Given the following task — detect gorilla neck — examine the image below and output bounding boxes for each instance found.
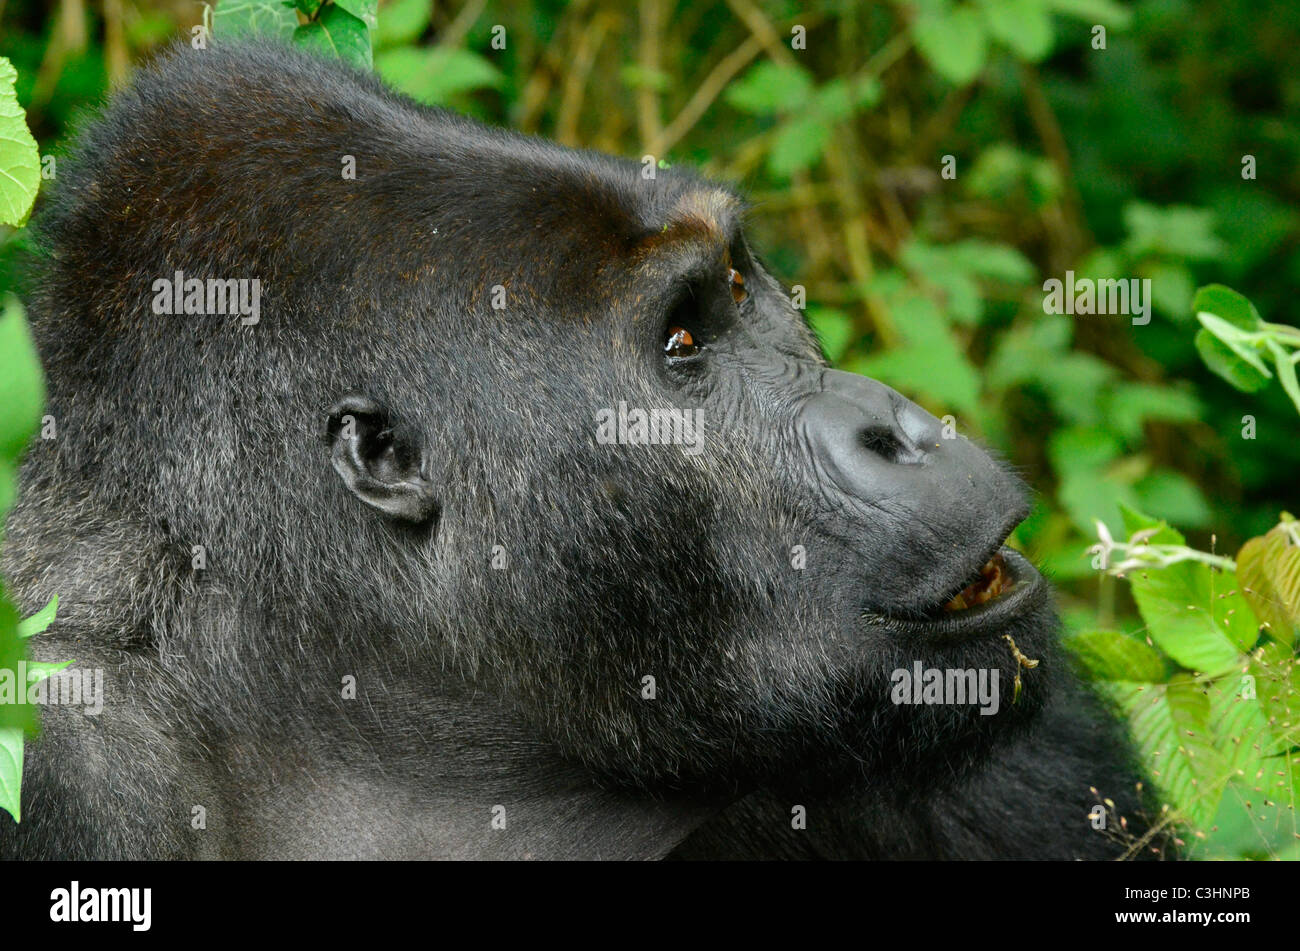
[209,670,719,859]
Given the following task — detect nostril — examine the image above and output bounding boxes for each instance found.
[858,425,907,463]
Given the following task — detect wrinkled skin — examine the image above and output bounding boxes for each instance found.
[0,41,1163,860]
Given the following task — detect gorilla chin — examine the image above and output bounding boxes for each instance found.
[849,546,1062,794]
[755,544,1060,800]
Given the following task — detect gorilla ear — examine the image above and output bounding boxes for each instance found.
[325,394,437,523]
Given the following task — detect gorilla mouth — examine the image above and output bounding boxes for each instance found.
[943,553,1010,612]
[873,545,1046,641]
[864,544,1046,640]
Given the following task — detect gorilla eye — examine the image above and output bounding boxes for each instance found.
[665,325,700,358]
[727,268,747,304]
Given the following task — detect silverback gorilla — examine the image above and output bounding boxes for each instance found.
[0,40,1165,860]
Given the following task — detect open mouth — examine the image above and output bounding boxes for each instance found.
[921,547,1045,637]
[861,524,1047,638]
[865,546,1046,640]
[943,552,1011,612]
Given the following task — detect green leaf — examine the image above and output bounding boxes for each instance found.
[1236,519,1300,646]
[376,0,431,48]
[1134,470,1211,529]
[1066,629,1167,682]
[1200,766,1299,860]
[1118,502,1174,541]
[767,115,830,179]
[1037,354,1117,425]
[0,57,41,228]
[0,295,44,462]
[912,7,989,85]
[1058,468,1139,536]
[1105,382,1200,442]
[1197,312,1272,377]
[966,144,1062,206]
[1252,639,1300,732]
[805,306,855,363]
[900,241,982,325]
[948,239,1036,284]
[723,62,814,115]
[1116,508,1253,668]
[985,312,1071,388]
[212,0,298,40]
[1210,673,1288,769]
[294,4,372,69]
[0,596,34,734]
[848,298,980,414]
[899,239,1032,326]
[1194,329,1270,393]
[332,0,377,32]
[1112,678,1223,829]
[1048,425,1123,473]
[1196,666,1299,858]
[16,596,56,639]
[1192,283,1261,331]
[376,47,503,104]
[0,608,70,819]
[976,0,1053,61]
[1122,202,1225,261]
[0,278,48,744]
[620,65,671,93]
[0,725,22,822]
[1144,262,1195,320]
[1268,340,1300,415]
[811,76,881,120]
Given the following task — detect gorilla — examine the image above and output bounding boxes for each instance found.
[0,40,1164,860]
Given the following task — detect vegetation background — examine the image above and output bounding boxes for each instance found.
[0,0,1297,858]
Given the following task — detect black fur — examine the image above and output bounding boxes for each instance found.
[0,40,1165,860]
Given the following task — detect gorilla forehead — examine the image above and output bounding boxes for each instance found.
[35,39,744,337]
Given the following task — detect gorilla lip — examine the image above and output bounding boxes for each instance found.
[943,553,1011,612]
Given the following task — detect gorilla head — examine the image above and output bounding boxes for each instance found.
[16,40,1064,849]
[406,189,1059,793]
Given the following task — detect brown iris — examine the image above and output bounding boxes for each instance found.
[727,267,747,304]
[665,325,700,358]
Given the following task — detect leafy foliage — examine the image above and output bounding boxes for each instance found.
[0,59,39,228]
[214,0,376,69]
[0,596,63,822]
[1080,505,1299,856]
[1194,284,1300,412]
[0,57,43,741]
[0,51,66,824]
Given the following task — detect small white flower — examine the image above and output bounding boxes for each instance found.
[1095,520,1114,547]
[1129,527,1160,547]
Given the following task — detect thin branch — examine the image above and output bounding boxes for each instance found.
[556,12,616,146]
[438,0,487,52]
[636,0,664,155]
[657,33,765,155]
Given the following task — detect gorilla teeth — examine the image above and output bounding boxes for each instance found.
[943,553,1009,612]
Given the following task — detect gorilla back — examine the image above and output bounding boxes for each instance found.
[0,40,1160,860]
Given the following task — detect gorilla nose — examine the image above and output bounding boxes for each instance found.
[801,370,936,476]
[797,369,1018,517]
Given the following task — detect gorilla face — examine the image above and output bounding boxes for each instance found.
[325,178,1055,795]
